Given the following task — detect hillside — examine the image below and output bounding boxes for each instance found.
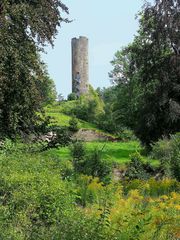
[0,103,178,239]
[43,102,158,167]
[0,139,179,239]
[45,102,98,130]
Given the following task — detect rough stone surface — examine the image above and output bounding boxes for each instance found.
[71,36,89,96]
[72,129,108,142]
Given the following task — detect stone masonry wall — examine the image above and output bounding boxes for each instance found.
[71,36,89,96]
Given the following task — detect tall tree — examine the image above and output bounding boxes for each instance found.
[110,0,180,145]
[0,1,69,136]
[144,0,180,52]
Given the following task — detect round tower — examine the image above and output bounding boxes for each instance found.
[71,36,89,96]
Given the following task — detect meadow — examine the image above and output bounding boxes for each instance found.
[55,141,159,166]
[45,103,97,129]
[0,140,179,239]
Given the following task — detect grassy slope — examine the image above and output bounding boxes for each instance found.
[44,103,158,166]
[49,141,158,167]
[45,103,97,129]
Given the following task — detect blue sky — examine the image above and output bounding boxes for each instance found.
[42,0,149,98]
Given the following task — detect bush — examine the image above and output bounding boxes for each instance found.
[116,128,137,141]
[70,142,111,183]
[68,86,104,123]
[0,138,16,154]
[70,141,86,173]
[123,178,180,197]
[170,133,180,181]
[67,93,78,101]
[0,142,179,239]
[85,148,111,183]
[68,117,79,133]
[96,111,118,134]
[125,152,155,180]
[151,133,180,180]
[72,99,98,122]
[45,126,72,149]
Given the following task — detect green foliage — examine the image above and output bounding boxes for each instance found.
[70,141,86,173]
[45,103,98,130]
[60,140,152,166]
[151,137,173,177]
[85,148,111,183]
[0,144,95,239]
[170,133,180,181]
[68,116,79,133]
[124,178,180,197]
[118,128,137,141]
[0,0,69,137]
[45,126,72,150]
[0,138,16,155]
[71,142,111,182]
[96,86,124,134]
[67,92,78,101]
[96,103,120,134]
[151,133,180,180]
[70,85,104,123]
[0,142,179,239]
[40,74,57,105]
[110,3,180,145]
[125,152,155,180]
[72,99,97,122]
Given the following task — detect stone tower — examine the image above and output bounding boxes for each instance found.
[71,36,89,96]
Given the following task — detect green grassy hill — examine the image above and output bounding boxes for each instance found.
[45,102,97,129]
[53,141,158,167]
[44,102,158,166]
[0,104,176,240]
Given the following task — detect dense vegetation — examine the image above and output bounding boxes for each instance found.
[0,0,179,239]
[0,140,179,239]
[101,0,180,145]
[0,0,68,137]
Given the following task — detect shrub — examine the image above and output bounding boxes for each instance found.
[70,141,86,173]
[170,133,180,181]
[70,142,111,183]
[0,138,16,154]
[72,99,98,122]
[125,152,154,180]
[0,142,179,239]
[151,133,180,180]
[67,93,78,101]
[68,117,79,133]
[85,148,111,183]
[96,111,118,134]
[123,178,180,197]
[118,128,137,141]
[45,126,72,149]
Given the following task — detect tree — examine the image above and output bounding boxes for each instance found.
[40,71,57,106]
[144,0,180,53]
[95,86,123,134]
[0,1,69,137]
[110,1,180,145]
[67,93,77,101]
[71,85,104,123]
